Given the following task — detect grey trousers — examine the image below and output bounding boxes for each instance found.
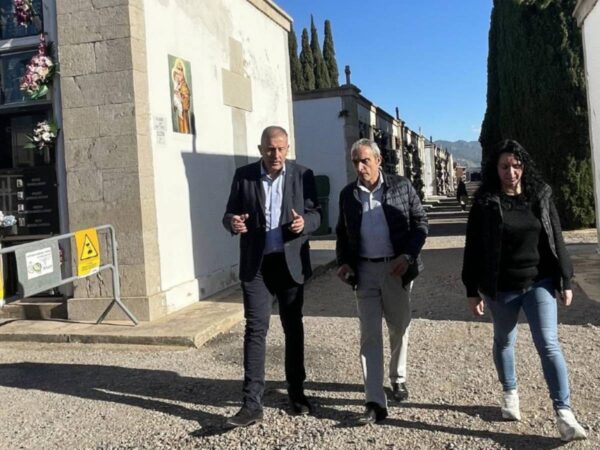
[356,260,412,408]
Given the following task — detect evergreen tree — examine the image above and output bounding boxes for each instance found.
[479,0,593,228]
[310,15,331,89]
[288,25,305,93]
[323,20,339,87]
[299,28,315,90]
[300,28,315,91]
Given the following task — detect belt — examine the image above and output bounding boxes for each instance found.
[359,255,396,263]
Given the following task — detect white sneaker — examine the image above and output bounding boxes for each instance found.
[556,409,587,442]
[501,389,521,421]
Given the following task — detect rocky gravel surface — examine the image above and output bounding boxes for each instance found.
[0,225,598,449]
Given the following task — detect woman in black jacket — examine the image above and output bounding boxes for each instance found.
[462,139,586,442]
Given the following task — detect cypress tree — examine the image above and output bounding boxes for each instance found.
[288,25,305,93]
[479,4,501,160]
[310,15,331,89]
[299,28,315,90]
[323,20,339,87]
[479,0,593,228]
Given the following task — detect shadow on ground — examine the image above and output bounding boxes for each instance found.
[0,362,567,448]
[426,220,467,237]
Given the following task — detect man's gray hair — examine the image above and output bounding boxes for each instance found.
[350,138,381,159]
[261,126,288,146]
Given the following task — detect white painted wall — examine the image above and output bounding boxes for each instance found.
[422,146,435,198]
[143,0,292,311]
[580,2,600,247]
[293,97,346,229]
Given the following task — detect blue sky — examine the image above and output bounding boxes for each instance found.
[277,0,493,142]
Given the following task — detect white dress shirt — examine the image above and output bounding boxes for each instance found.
[261,162,285,254]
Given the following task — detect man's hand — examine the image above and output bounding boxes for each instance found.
[557,289,573,306]
[289,209,305,234]
[337,264,355,285]
[390,255,410,277]
[231,213,249,234]
[468,297,485,316]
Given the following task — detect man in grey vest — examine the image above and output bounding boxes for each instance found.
[336,138,428,425]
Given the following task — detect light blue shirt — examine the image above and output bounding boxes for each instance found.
[261,162,286,254]
[357,172,395,258]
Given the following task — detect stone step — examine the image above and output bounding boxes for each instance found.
[428,211,469,219]
[425,195,449,202]
[0,298,67,320]
[428,205,465,212]
[428,205,463,212]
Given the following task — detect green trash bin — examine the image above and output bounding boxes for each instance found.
[314,175,331,235]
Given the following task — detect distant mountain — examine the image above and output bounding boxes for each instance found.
[434,140,482,168]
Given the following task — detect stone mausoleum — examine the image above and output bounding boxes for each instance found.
[0,0,294,321]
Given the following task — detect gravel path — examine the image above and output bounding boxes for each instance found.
[0,223,598,449]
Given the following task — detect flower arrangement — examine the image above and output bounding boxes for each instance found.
[0,211,16,228]
[13,0,34,27]
[25,120,59,152]
[20,34,55,100]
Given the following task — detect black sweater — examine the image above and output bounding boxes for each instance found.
[462,184,573,299]
[498,193,554,290]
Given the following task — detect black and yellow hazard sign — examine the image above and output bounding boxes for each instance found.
[75,228,100,276]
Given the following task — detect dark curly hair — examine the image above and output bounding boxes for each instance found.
[475,139,546,201]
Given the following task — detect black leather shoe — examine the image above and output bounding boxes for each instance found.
[391,382,409,402]
[224,406,263,429]
[288,392,313,415]
[357,402,388,425]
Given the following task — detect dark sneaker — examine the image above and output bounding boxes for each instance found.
[357,402,388,425]
[391,382,409,402]
[224,406,263,429]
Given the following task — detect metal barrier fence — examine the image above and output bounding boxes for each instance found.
[0,225,138,325]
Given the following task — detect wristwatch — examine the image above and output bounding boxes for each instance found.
[400,254,415,265]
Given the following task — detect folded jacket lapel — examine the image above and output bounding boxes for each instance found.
[253,161,266,220]
[281,163,294,224]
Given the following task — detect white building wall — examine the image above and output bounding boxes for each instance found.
[422,146,435,198]
[143,0,292,311]
[294,97,346,228]
[580,1,600,247]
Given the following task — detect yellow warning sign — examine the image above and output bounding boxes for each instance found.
[75,228,100,277]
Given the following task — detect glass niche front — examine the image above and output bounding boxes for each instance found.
[0,0,44,40]
[0,110,59,237]
[0,50,41,105]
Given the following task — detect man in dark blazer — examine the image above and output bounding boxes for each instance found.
[222,126,321,428]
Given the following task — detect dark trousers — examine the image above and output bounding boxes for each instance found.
[241,252,306,411]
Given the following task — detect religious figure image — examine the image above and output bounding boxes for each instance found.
[168,56,193,134]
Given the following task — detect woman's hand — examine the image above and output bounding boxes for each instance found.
[557,289,573,306]
[468,297,485,316]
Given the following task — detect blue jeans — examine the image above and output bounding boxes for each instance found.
[483,278,571,410]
